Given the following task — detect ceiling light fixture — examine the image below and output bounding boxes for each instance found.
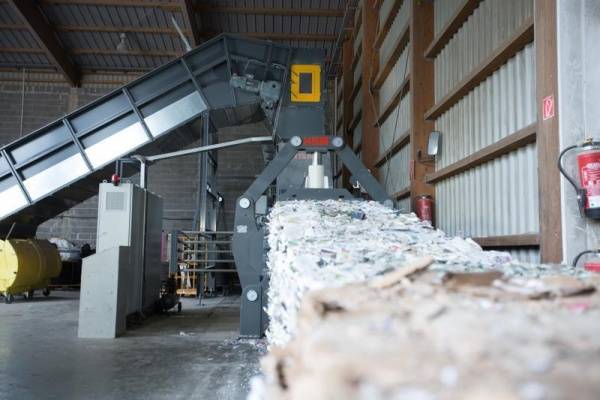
[116,33,129,52]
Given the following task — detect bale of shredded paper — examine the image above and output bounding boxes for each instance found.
[48,237,81,262]
[248,200,599,400]
[265,200,570,347]
[256,265,600,400]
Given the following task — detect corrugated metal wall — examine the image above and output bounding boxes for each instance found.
[379,1,410,67]
[353,90,363,125]
[435,45,536,168]
[380,144,410,195]
[353,22,364,55]
[397,196,411,213]
[350,2,364,151]
[431,0,539,263]
[434,0,533,103]
[436,143,539,237]
[353,122,362,150]
[433,0,463,34]
[379,85,409,155]
[376,0,411,207]
[336,0,541,262]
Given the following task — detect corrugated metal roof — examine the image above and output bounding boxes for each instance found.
[0,52,50,69]
[0,1,49,68]
[0,29,42,50]
[40,1,187,71]
[41,2,190,32]
[0,0,345,76]
[0,2,24,24]
[199,0,344,56]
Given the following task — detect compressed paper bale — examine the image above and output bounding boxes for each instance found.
[257,270,600,400]
[252,199,600,399]
[265,200,551,347]
[369,256,434,289]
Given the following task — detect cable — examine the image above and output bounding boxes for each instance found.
[363,2,410,193]
[558,143,592,214]
[19,68,26,138]
[383,47,410,190]
[557,145,579,191]
[365,36,410,190]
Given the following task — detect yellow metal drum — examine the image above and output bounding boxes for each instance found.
[0,239,61,299]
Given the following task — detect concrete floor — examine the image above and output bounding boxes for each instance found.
[0,291,263,400]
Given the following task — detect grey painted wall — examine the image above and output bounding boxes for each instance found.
[557,0,600,264]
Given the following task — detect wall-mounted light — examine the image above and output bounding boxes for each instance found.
[427,131,442,158]
[417,131,441,163]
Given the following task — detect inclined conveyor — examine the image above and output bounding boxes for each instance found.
[0,34,318,236]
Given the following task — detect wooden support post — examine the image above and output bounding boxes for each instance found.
[535,0,562,263]
[342,39,354,189]
[360,1,380,175]
[409,0,435,214]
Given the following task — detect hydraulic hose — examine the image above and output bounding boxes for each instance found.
[572,249,599,268]
[557,145,580,191]
[558,144,588,214]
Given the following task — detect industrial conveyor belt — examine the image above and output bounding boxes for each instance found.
[0,35,300,236]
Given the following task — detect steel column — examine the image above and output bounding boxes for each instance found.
[196,112,210,232]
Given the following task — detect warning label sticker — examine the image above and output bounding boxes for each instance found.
[543,95,555,120]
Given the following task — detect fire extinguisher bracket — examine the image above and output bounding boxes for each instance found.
[573,248,600,271]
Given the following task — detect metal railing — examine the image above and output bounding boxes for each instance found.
[170,230,237,297]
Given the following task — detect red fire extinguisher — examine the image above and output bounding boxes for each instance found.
[558,138,600,219]
[415,195,434,223]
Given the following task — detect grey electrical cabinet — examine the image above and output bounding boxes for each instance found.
[78,182,163,338]
[78,246,130,339]
[96,182,163,314]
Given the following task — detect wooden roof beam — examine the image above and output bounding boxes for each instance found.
[202,31,337,42]
[7,0,80,86]
[196,5,344,17]
[1,23,335,43]
[39,0,181,10]
[0,47,181,57]
[0,23,192,36]
[267,32,336,41]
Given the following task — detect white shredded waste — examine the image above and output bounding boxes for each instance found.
[264,200,568,347]
[48,237,81,262]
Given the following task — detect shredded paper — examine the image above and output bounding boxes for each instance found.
[264,200,559,346]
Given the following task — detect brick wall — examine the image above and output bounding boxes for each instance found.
[0,82,70,144]
[0,71,265,248]
[216,123,269,230]
[0,73,134,246]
